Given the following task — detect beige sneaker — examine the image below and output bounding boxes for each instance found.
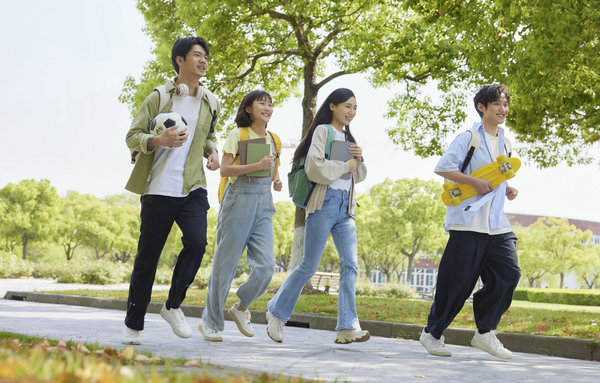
[121,326,141,345]
[419,328,451,356]
[198,318,222,342]
[266,309,285,343]
[471,330,512,359]
[228,302,254,337]
[335,329,370,344]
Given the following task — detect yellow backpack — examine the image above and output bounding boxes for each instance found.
[217,127,281,203]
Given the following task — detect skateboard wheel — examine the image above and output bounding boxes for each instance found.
[497,154,506,164]
[443,182,453,191]
[505,169,515,179]
[451,197,460,206]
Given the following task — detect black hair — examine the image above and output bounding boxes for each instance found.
[234,90,273,127]
[293,88,357,163]
[171,36,210,74]
[473,84,510,117]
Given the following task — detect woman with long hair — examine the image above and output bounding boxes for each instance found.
[266,88,369,344]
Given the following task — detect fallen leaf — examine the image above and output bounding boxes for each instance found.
[184,360,202,367]
[76,343,90,353]
[415,375,425,379]
[121,346,136,360]
[56,339,68,349]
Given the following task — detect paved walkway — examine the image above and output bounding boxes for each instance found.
[0,299,597,382]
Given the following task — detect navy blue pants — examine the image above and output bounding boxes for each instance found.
[426,230,520,339]
[125,188,209,331]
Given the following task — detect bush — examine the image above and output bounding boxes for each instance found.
[31,259,129,285]
[233,272,248,287]
[268,271,289,290]
[513,287,600,306]
[355,280,415,299]
[0,253,33,278]
[154,267,172,285]
[192,267,211,290]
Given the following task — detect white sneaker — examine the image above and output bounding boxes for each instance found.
[121,326,141,345]
[160,304,192,338]
[419,328,451,356]
[228,302,254,337]
[335,329,371,344]
[471,330,513,359]
[198,318,223,342]
[266,309,285,343]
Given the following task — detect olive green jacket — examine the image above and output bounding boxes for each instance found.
[125,81,219,195]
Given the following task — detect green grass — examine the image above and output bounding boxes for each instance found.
[0,331,318,382]
[46,289,600,341]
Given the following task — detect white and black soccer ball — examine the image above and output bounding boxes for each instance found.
[150,112,188,136]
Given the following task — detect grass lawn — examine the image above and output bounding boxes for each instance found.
[0,331,314,382]
[46,289,600,341]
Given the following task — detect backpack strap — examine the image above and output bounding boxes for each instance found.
[217,128,250,203]
[324,124,335,159]
[153,85,172,114]
[460,126,481,173]
[202,87,219,133]
[267,130,281,180]
[504,136,512,157]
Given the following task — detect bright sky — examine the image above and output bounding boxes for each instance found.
[1,0,599,223]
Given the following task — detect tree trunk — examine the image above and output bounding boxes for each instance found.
[21,233,28,260]
[405,253,416,287]
[290,61,318,270]
[559,272,565,288]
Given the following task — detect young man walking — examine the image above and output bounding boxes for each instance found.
[420,84,521,359]
[122,36,220,344]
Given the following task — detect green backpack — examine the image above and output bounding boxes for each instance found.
[288,124,335,208]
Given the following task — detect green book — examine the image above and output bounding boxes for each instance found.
[246,142,271,177]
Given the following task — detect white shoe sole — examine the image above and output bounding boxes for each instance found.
[471,341,512,359]
[198,321,223,342]
[228,309,254,337]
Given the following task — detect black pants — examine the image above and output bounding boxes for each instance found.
[426,230,520,339]
[125,188,209,331]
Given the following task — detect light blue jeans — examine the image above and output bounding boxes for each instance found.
[267,188,360,330]
[203,176,276,331]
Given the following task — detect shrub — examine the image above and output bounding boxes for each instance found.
[0,253,33,278]
[192,267,211,290]
[355,280,415,299]
[154,267,172,285]
[513,287,600,306]
[233,272,248,288]
[268,271,289,290]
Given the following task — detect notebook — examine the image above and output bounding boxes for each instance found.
[331,140,354,180]
[246,142,271,177]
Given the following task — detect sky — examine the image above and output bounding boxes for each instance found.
[1,0,599,223]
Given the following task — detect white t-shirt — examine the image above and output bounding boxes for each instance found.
[145,94,202,197]
[328,128,352,191]
[449,132,511,235]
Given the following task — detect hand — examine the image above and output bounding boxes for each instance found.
[159,125,188,147]
[348,144,363,162]
[273,177,282,191]
[256,155,275,170]
[206,149,220,171]
[346,158,357,173]
[471,177,493,195]
[506,186,518,200]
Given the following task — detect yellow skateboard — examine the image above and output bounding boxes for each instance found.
[441,155,521,206]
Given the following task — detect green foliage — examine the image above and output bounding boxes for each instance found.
[514,288,600,307]
[355,280,415,299]
[30,260,129,285]
[385,0,600,167]
[0,252,34,278]
[362,178,447,283]
[192,267,212,290]
[273,202,294,271]
[0,179,61,260]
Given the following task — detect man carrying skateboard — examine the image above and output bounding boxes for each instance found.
[420,84,521,359]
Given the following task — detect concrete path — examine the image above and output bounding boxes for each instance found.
[0,299,597,382]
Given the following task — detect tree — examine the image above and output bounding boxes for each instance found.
[272,202,294,271]
[122,0,465,269]
[513,224,548,287]
[367,178,446,284]
[355,194,379,278]
[0,179,60,259]
[576,245,600,289]
[385,0,600,167]
[529,217,591,288]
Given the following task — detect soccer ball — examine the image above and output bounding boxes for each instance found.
[150,112,188,136]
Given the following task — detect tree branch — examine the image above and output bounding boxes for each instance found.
[315,70,347,91]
